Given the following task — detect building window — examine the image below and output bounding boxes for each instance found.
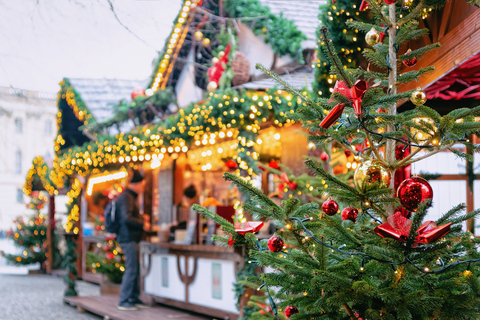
[44,120,52,136]
[16,189,24,204]
[15,150,21,174]
[15,118,22,134]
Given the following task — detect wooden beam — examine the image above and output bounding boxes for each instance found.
[401,9,480,93]
[438,0,454,41]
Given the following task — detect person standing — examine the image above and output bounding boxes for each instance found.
[116,169,148,311]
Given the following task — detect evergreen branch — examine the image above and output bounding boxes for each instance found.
[223,172,284,216]
[319,27,353,87]
[435,203,466,225]
[304,159,360,195]
[255,64,311,105]
[402,142,455,167]
[397,1,425,27]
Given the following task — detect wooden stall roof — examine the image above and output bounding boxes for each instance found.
[401,1,480,93]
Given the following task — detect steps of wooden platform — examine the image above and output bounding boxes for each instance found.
[63,295,210,320]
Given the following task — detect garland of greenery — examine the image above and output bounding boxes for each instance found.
[55,78,96,155]
[82,87,177,135]
[55,88,306,176]
[23,156,57,196]
[224,0,307,61]
[63,234,78,296]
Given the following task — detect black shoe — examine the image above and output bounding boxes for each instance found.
[117,302,138,311]
[130,300,150,309]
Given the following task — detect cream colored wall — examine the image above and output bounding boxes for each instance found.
[0,87,56,230]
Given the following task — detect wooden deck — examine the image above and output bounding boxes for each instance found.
[63,295,211,320]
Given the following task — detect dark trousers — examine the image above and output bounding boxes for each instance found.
[118,241,140,305]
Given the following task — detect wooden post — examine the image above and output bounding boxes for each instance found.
[46,194,55,274]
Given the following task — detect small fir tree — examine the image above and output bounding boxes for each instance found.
[197,1,480,319]
[2,192,49,269]
[86,235,125,284]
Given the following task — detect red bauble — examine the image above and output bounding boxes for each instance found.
[268,160,280,169]
[341,207,358,222]
[397,176,433,212]
[131,88,145,100]
[228,236,236,247]
[267,236,284,252]
[402,49,417,67]
[106,252,115,259]
[344,150,352,157]
[384,0,397,4]
[320,152,329,162]
[225,159,237,169]
[322,199,339,216]
[285,306,299,318]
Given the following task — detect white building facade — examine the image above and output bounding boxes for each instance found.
[0,86,57,230]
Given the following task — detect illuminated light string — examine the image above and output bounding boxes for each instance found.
[57,89,299,175]
[86,171,127,196]
[290,217,480,275]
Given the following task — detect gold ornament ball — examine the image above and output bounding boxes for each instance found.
[365,27,381,47]
[194,31,203,41]
[212,57,219,64]
[207,81,218,92]
[218,51,225,57]
[354,160,391,193]
[410,87,427,106]
[202,38,210,46]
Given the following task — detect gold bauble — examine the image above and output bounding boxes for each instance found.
[202,38,210,46]
[207,81,217,92]
[365,27,381,47]
[410,87,427,106]
[354,160,391,193]
[218,51,225,57]
[194,31,203,41]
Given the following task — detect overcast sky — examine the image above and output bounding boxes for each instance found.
[0,0,182,93]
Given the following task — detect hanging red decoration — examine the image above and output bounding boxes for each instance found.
[379,23,386,43]
[225,159,237,169]
[320,152,329,161]
[267,235,284,252]
[359,0,369,11]
[207,43,231,90]
[131,88,145,100]
[374,211,451,244]
[285,306,299,318]
[268,160,280,169]
[402,49,417,67]
[322,199,339,216]
[341,207,358,222]
[397,176,433,212]
[234,221,264,236]
[228,236,236,247]
[384,0,397,4]
[280,172,298,190]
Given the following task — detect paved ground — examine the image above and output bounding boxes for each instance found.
[0,274,102,320]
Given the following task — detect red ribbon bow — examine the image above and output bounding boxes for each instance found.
[374,211,451,244]
[235,221,264,236]
[359,0,369,11]
[351,79,367,116]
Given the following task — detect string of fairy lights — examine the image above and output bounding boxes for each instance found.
[23,156,58,196]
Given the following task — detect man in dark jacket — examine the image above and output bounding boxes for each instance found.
[116,169,148,311]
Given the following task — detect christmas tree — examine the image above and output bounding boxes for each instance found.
[196,1,480,319]
[2,192,49,269]
[86,235,125,284]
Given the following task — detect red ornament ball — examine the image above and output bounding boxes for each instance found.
[285,306,299,318]
[384,0,397,4]
[320,152,329,162]
[402,49,417,67]
[397,176,433,212]
[341,207,358,222]
[267,236,284,252]
[322,199,339,216]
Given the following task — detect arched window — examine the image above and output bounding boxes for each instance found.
[14,118,22,134]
